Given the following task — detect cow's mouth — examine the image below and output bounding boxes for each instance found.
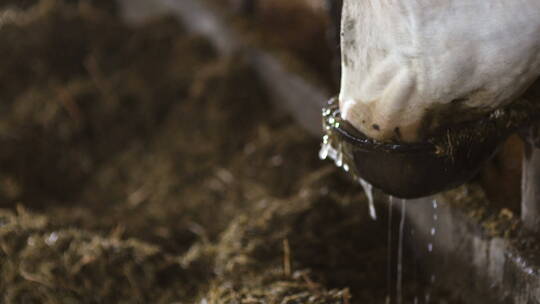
[321,97,540,199]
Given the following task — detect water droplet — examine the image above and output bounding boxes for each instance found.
[397,199,406,304]
[327,143,338,160]
[322,108,331,116]
[334,147,343,167]
[319,143,329,160]
[329,117,336,125]
[387,196,394,304]
[426,198,438,297]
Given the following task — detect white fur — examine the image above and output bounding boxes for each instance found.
[339,0,540,141]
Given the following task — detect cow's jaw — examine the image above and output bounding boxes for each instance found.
[339,0,540,142]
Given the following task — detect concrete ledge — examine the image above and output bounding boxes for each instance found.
[405,187,540,303]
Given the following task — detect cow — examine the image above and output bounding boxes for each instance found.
[331,0,540,231]
[338,0,540,142]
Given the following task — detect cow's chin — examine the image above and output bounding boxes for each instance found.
[322,97,539,199]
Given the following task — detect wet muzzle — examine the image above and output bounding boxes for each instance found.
[320,97,540,199]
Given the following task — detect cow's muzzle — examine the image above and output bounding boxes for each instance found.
[321,97,540,199]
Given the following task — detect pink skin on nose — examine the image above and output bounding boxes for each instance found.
[339,0,540,142]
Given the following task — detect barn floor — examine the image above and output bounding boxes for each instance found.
[0,1,461,303]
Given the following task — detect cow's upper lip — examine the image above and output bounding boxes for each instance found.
[321,97,539,199]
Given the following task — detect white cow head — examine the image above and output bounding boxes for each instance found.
[339,0,540,142]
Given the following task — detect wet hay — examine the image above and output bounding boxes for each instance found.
[0,1,457,303]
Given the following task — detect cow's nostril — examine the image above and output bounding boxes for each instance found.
[321,97,540,199]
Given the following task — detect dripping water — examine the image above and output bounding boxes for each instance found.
[429,200,438,255]
[431,200,438,278]
[318,136,333,160]
[425,198,438,303]
[319,135,342,168]
[319,137,377,220]
[359,178,377,220]
[386,196,394,304]
[396,199,406,304]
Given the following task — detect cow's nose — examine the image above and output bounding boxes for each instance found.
[321,97,540,198]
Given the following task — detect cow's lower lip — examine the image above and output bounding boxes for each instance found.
[321,98,537,199]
